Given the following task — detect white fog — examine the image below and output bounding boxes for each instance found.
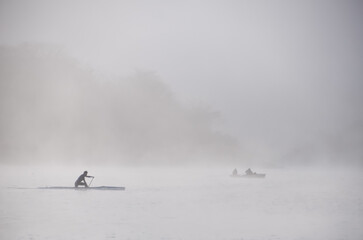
[0,0,362,239]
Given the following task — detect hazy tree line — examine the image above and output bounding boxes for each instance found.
[0,45,239,165]
[1,44,362,167]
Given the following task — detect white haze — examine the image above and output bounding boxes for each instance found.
[0,1,363,239]
[0,0,362,166]
[0,45,240,165]
[1,166,363,240]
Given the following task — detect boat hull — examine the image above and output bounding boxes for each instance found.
[38,186,125,190]
[231,174,266,178]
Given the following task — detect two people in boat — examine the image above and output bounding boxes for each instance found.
[232,168,256,176]
[75,171,94,188]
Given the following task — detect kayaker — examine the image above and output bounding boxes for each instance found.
[75,171,94,187]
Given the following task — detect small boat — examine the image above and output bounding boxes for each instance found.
[230,173,266,178]
[38,186,126,191]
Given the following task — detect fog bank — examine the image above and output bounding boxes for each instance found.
[1,1,363,167]
[0,45,239,165]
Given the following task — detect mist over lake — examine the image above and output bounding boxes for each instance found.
[0,45,239,165]
[1,166,362,240]
[1,1,363,239]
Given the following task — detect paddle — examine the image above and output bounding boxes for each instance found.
[89,177,95,187]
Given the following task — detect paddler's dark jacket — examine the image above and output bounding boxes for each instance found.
[75,173,87,185]
[75,172,93,186]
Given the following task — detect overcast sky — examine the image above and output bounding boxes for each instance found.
[1,0,362,165]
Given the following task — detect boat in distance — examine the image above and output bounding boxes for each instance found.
[38,186,125,190]
[230,173,266,178]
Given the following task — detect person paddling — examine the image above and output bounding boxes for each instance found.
[245,168,255,175]
[75,171,94,188]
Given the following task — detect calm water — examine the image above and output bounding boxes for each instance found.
[1,166,362,240]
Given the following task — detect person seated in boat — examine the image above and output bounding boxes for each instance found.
[232,168,238,175]
[75,171,94,188]
[245,168,255,175]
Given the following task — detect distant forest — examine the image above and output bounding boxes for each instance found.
[0,45,239,165]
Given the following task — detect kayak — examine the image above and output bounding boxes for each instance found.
[230,173,266,178]
[38,186,125,190]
